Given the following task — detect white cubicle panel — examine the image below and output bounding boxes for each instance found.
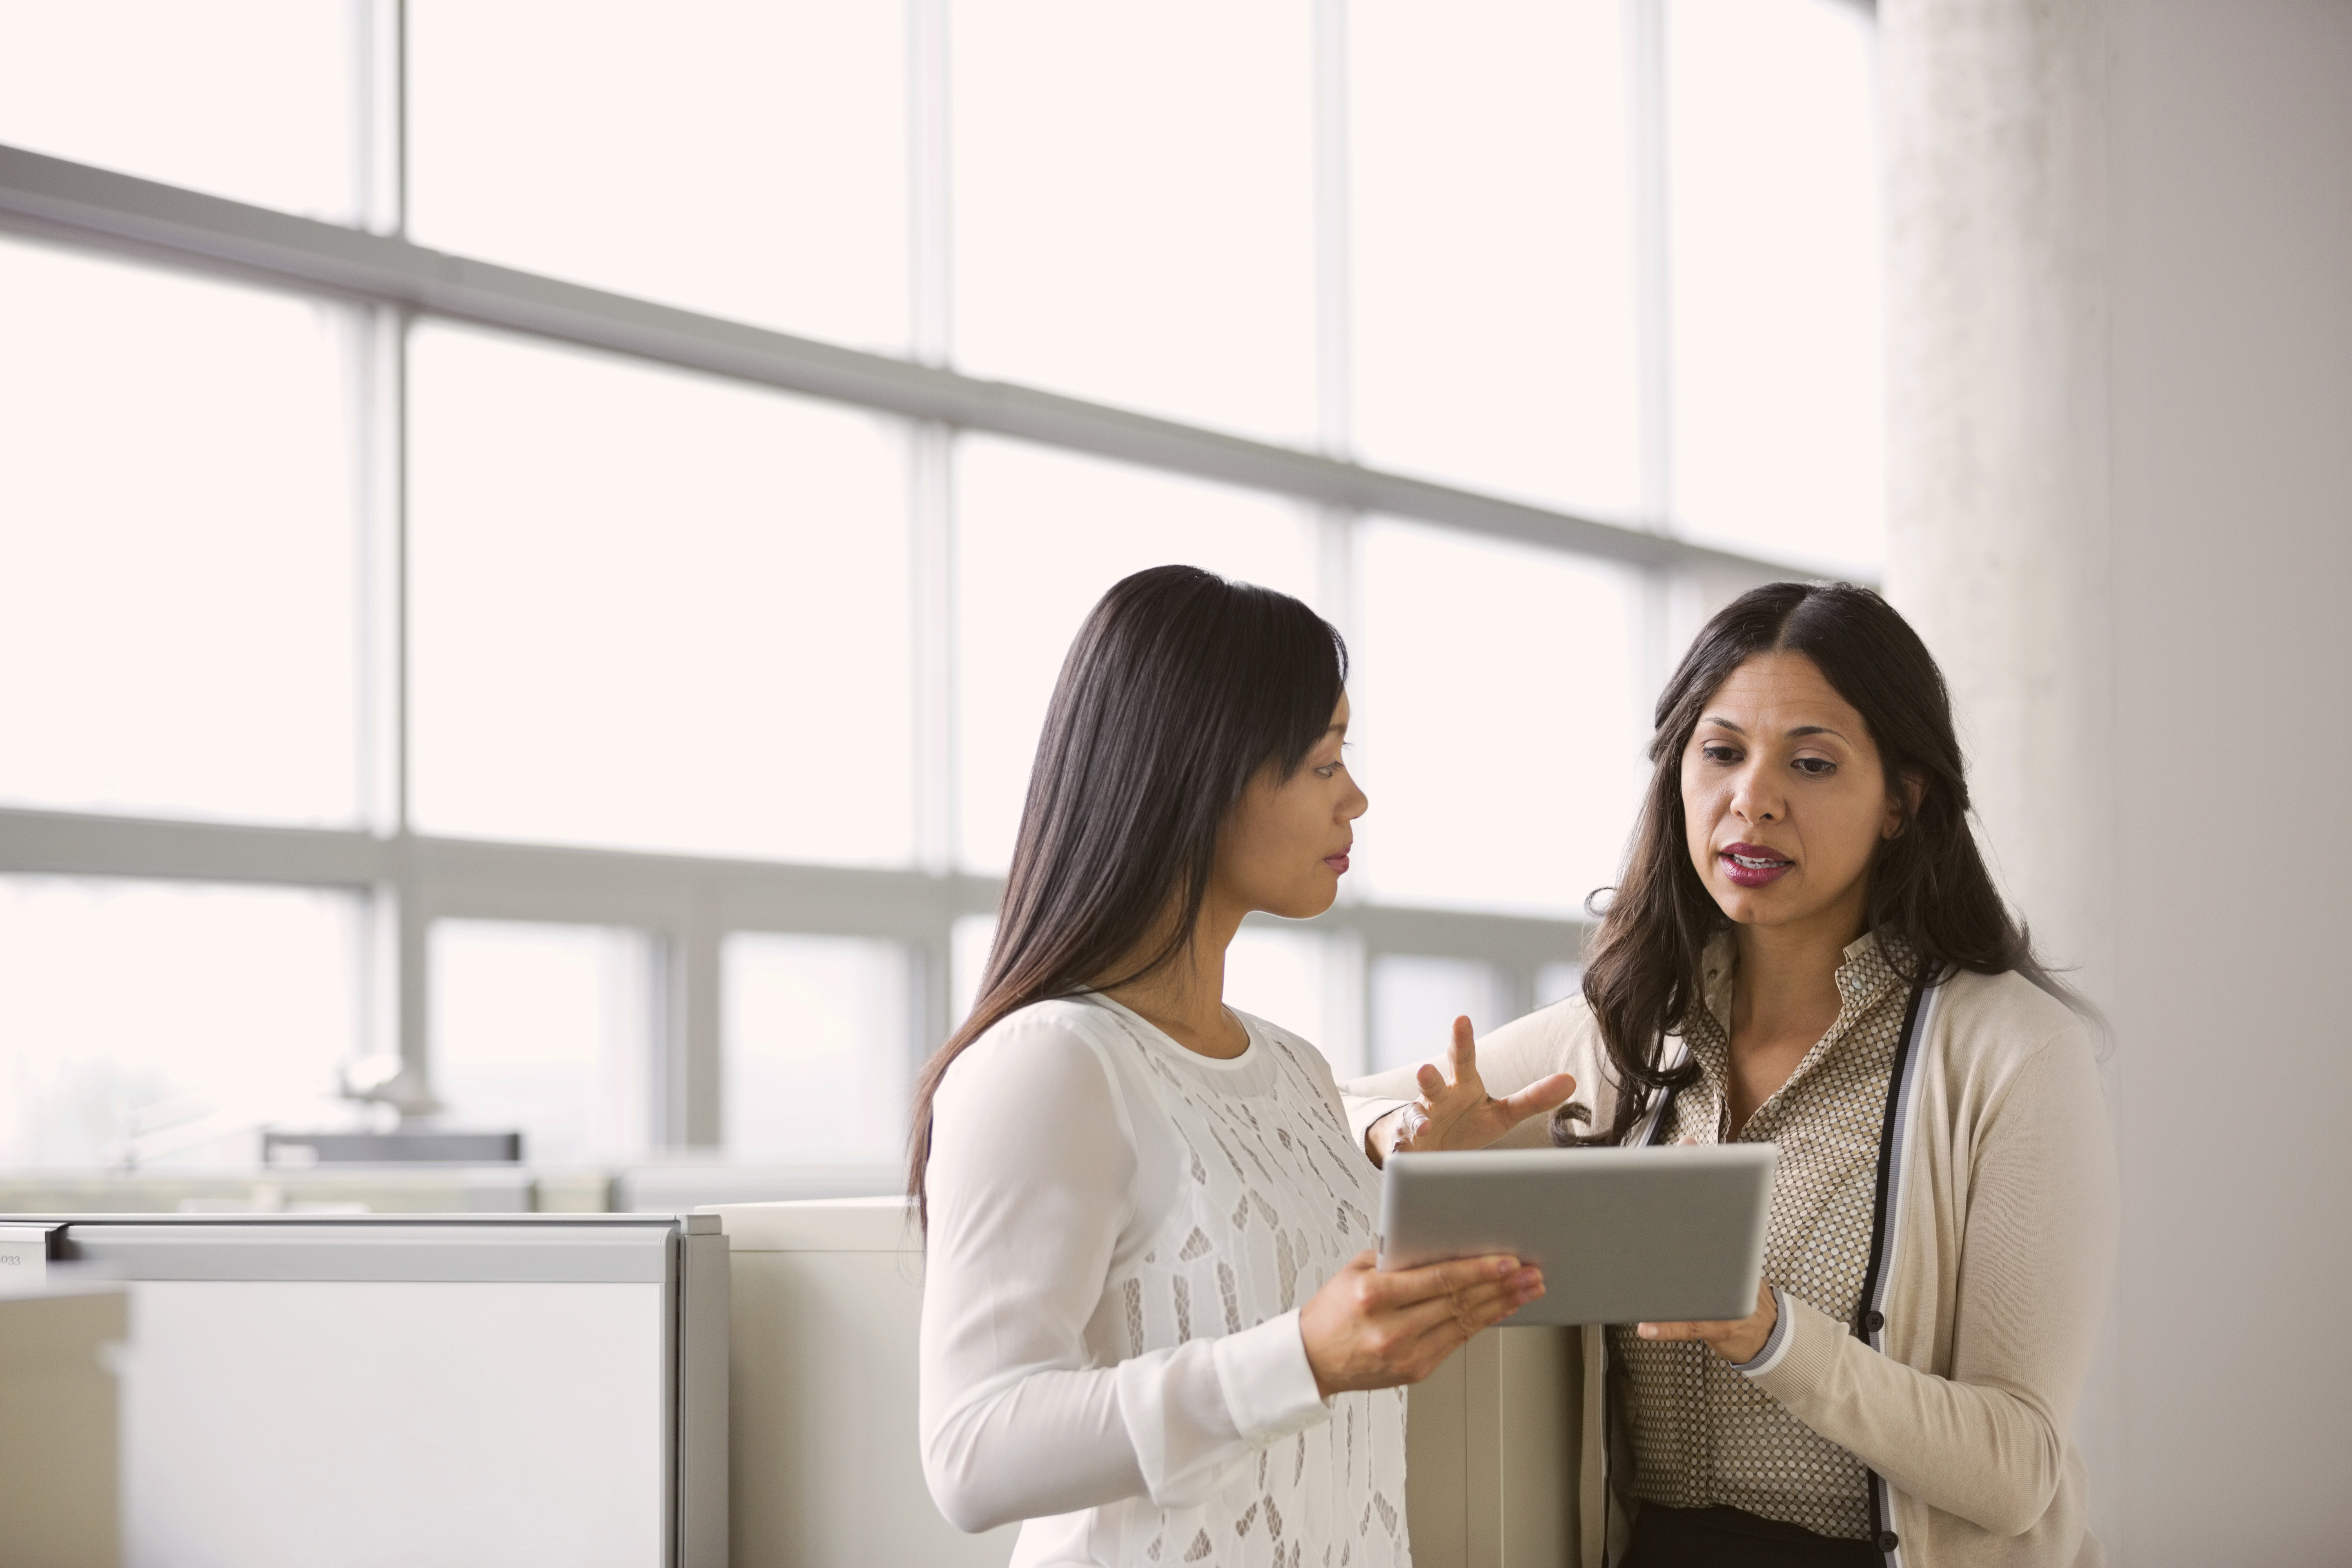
[715,1197,1581,1568]
[21,1214,726,1568]
[710,1197,1018,1568]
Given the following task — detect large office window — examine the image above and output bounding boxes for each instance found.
[0,240,363,827]
[0,2,1881,1169]
[724,933,913,1164]
[407,323,915,865]
[1350,0,1641,514]
[953,0,1321,441]
[955,437,1322,873]
[1369,956,1517,1075]
[407,0,910,351]
[1668,0,1882,571]
[0,2,365,223]
[0,878,361,1167]
[430,920,658,1166]
[1350,519,1648,918]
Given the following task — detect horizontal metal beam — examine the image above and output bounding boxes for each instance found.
[0,808,993,937]
[403,833,1002,941]
[1306,903,1593,969]
[0,807,388,886]
[0,144,1809,582]
[0,806,1592,958]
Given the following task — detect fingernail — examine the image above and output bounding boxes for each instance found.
[1637,1323,1657,1339]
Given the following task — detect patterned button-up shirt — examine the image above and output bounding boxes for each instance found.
[1610,928,1915,1541]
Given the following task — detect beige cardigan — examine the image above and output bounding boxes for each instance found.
[1343,960,2118,1568]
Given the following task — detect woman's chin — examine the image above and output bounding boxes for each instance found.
[1263,879,1341,923]
[1709,878,1797,925]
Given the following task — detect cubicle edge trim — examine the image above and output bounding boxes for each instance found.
[16,1214,711,1284]
[672,1229,731,1568]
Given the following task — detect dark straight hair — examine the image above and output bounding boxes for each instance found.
[1559,581,2089,1147]
[906,565,1349,1230]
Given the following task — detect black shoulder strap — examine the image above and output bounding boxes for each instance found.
[1853,978,1930,1343]
[1633,1039,1691,1148]
[1854,977,1933,1566]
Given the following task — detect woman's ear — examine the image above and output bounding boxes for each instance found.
[1882,768,1928,840]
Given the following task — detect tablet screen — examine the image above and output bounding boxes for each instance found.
[1376,1144,1776,1325]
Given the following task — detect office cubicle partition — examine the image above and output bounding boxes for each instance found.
[12,1212,726,1568]
[710,1196,1581,1568]
[0,1281,125,1566]
[711,1196,1018,1568]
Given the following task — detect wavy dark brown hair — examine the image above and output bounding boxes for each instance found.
[906,565,1348,1230]
[1557,581,2088,1146]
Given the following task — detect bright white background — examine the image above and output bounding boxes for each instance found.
[430,921,655,1165]
[407,0,909,352]
[0,0,359,222]
[1350,0,1641,515]
[953,0,1321,441]
[407,323,915,866]
[724,933,911,1163]
[0,240,360,827]
[954,437,1321,873]
[0,878,359,1167]
[1668,0,1883,572]
[0,0,1883,1165]
[1349,519,1649,917]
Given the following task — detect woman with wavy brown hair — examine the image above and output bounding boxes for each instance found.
[1345,582,2117,1568]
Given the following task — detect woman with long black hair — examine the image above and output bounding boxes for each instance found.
[912,565,1562,1568]
[1348,583,2117,1568]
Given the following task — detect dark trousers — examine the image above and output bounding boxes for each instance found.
[1622,1503,1884,1568]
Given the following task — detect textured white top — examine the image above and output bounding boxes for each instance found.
[920,993,1410,1568]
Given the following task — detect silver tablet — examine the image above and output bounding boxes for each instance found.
[1376,1144,1777,1326]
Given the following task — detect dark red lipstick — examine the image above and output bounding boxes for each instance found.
[1719,842,1794,888]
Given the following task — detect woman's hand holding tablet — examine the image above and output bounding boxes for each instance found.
[1636,1275,1779,1363]
[1298,1249,1547,1397]
[1633,1135,1779,1361]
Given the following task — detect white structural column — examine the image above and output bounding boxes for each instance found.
[1883,3,2352,1562]
[1878,0,2124,1552]
[1879,0,2114,991]
[2100,2,2352,1560]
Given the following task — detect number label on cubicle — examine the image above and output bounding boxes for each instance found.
[0,1226,51,1285]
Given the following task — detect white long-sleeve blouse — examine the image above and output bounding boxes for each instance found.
[918,994,1412,1568]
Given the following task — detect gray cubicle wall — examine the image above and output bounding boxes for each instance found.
[13,1212,726,1568]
